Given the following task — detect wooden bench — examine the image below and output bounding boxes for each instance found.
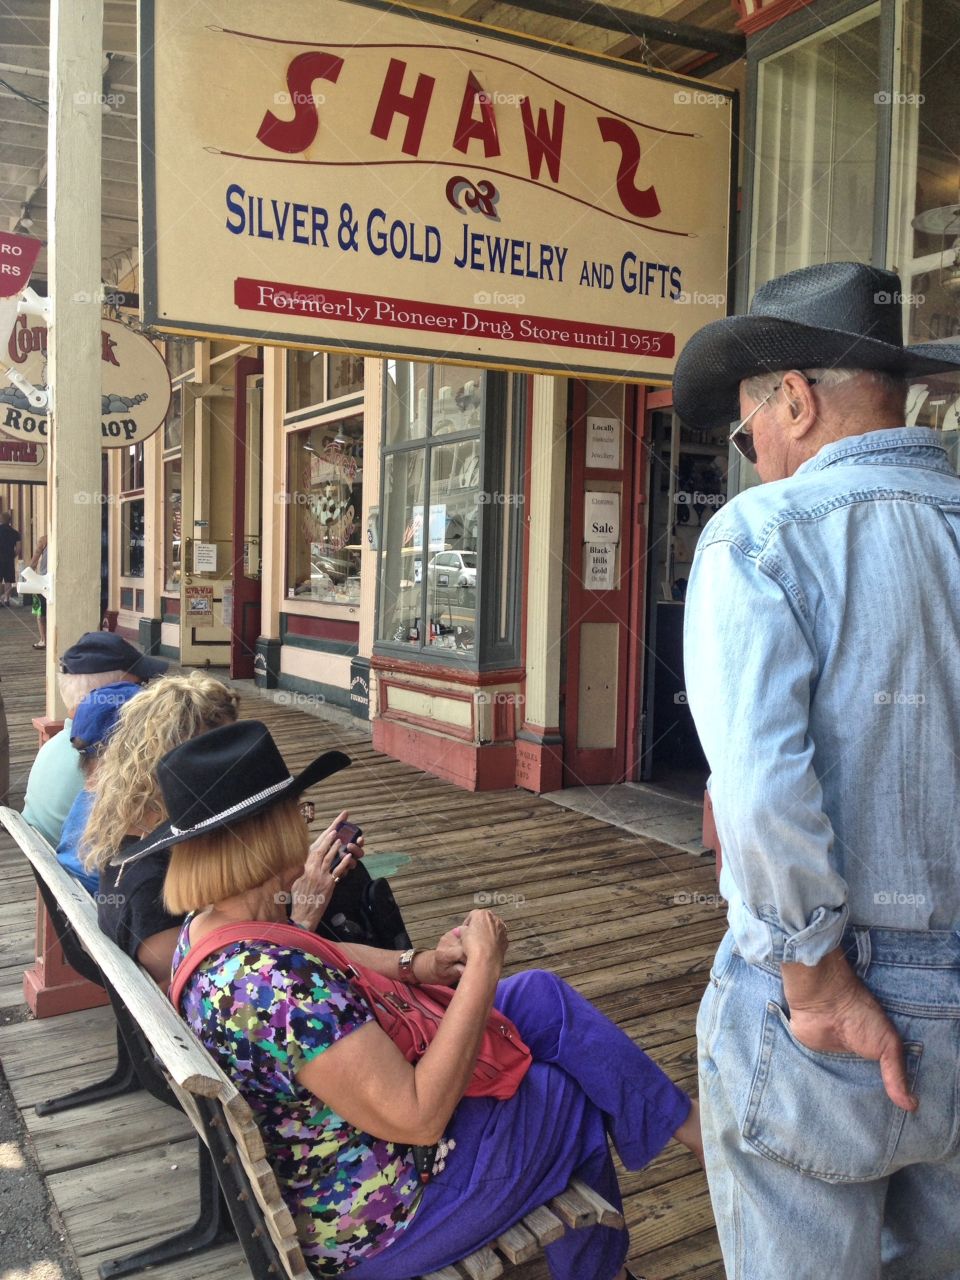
[2,807,626,1280]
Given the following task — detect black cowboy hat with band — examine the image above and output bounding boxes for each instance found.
[111,720,351,867]
[673,262,960,429]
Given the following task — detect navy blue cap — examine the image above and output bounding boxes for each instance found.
[70,681,144,753]
[59,632,168,680]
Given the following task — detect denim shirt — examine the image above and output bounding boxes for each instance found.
[684,428,960,967]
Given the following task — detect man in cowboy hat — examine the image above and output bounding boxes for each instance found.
[676,261,960,1279]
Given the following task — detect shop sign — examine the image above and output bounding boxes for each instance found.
[185,584,215,627]
[0,232,42,298]
[584,491,620,543]
[0,317,172,447]
[0,437,46,483]
[141,0,734,381]
[584,543,617,590]
[586,417,621,469]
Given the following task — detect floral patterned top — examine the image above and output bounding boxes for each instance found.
[171,919,423,1276]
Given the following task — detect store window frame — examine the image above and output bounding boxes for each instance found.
[285,349,365,425]
[162,381,185,594]
[373,364,524,671]
[737,0,899,308]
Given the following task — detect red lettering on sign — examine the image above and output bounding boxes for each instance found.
[101,330,119,367]
[255,51,344,154]
[519,98,565,184]
[370,58,436,157]
[0,440,39,464]
[596,117,661,219]
[452,74,501,159]
[7,315,46,365]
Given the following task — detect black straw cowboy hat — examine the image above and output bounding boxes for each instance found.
[111,720,351,867]
[673,262,960,429]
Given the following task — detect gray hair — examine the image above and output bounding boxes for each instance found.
[58,669,133,717]
[741,367,908,406]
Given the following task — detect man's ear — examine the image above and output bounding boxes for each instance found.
[781,371,818,439]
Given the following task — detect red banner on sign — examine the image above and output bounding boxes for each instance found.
[0,231,42,299]
[234,277,675,361]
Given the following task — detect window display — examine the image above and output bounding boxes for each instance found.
[378,363,481,655]
[286,415,363,604]
[287,350,364,413]
[164,459,182,590]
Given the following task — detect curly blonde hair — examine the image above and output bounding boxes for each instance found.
[82,671,240,871]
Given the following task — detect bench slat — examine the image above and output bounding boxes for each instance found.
[548,1185,596,1229]
[569,1176,625,1229]
[520,1203,565,1246]
[459,1247,504,1280]
[421,1268,466,1280]
[494,1221,539,1264]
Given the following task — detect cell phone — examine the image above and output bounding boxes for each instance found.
[331,820,363,872]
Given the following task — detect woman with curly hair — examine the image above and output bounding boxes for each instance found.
[83,671,242,982]
[84,671,361,984]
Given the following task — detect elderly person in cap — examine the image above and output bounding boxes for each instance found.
[674,261,960,1279]
[55,681,144,893]
[21,633,167,846]
[117,720,701,1280]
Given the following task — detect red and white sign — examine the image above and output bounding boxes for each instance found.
[0,232,41,299]
[140,0,734,381]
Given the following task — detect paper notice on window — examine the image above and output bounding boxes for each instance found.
[584,543,616,590]
[586,417,621,469]
[185,584,215,626]
[193,540,218,573]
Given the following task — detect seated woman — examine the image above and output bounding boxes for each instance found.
[116,720,702,1280]
[83,672,360,984]
[56,680,145,893]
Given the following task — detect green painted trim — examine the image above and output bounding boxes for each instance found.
[277,671,352,712]
[279,617,359,657]
[158,644,180,660]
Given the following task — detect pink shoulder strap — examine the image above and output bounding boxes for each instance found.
[168,920,353,1008]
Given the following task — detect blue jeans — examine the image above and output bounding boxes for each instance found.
[698,928,960,1280]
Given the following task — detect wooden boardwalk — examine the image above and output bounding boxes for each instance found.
[0,610,726,1280]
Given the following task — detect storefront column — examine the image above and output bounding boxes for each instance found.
[256,346,284,686]
[516,375,567,792]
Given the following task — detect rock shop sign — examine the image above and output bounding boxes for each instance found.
[1,317,172,447]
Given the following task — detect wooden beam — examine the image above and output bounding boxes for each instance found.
[45,0,104,713]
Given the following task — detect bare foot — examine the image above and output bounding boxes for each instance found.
[673,1097,704,1167]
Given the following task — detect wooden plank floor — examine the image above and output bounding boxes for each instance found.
[0,609,726,1280]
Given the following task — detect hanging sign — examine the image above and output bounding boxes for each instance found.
[584,491,620,543]
[140,0,734,381]
[0,437,46,483]
[586,417,621,469]
[0,317,172,447]
[185,584,215,627]
[0,232,42,299]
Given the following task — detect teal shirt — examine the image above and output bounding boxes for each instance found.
[22,718,84,847]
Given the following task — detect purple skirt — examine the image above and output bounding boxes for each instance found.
[345,969,690,1280]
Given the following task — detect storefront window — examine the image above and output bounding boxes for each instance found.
[287,350,364,413]
[164,459,182,590]
[121,499,144,578]
[120,442,144,492]
[751,7,882,290]
[377,363,485,656]
[286,415,363,604]
[164,384,183,452]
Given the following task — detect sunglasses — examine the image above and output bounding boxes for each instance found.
[729,374,820,465]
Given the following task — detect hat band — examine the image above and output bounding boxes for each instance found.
[168,775,294,837]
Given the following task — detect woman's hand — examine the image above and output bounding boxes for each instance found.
[458,909,508,975]
[421,927,468,986]
[289,809,363,933]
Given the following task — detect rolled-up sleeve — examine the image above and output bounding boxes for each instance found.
[684,537,848,966]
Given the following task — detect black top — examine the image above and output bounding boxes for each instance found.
[0,525,20,559]
[97,840,184,961]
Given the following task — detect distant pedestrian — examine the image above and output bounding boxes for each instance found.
[27,534,47,649]
[0,511,21,606]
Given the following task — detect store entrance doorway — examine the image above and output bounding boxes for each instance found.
[638,401,729,792]
[230,356,264,678]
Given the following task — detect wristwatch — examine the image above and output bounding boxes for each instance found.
[398,948,422,984]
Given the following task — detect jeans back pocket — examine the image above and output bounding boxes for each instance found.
[741,1000,922,1184]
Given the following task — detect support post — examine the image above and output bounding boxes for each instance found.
[25,0,107,1018]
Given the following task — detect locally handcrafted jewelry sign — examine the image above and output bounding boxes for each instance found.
[140,0,734,381]
[0,317,172,447]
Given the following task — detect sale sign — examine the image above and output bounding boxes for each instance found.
[140,0,735,380]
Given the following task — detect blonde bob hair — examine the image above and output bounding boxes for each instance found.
[163,798,308,914]
[82,671,240,871]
